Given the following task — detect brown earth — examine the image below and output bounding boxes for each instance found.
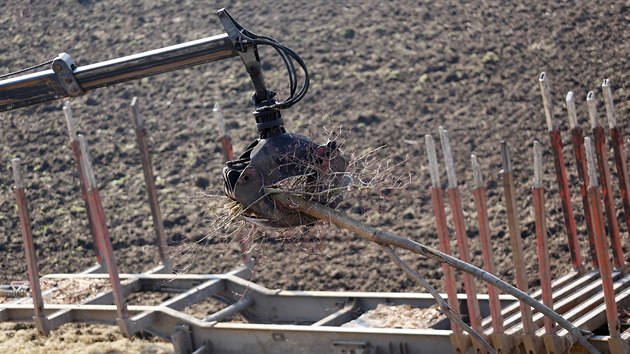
[1,0,629,352]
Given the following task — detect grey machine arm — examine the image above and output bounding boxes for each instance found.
[0,9,269,113]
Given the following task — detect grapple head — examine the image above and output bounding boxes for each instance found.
[223,131,348,228]
[218,10,350,227]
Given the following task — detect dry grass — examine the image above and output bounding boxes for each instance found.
[0,322,173,354]
[342,304,445,329]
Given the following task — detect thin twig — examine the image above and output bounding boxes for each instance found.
[380,245,495,354]
[271,192,598,354]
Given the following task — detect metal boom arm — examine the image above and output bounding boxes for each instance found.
[0,33,239,112]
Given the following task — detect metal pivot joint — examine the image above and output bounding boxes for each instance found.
[51,53,84,97]
[218,8,284,138]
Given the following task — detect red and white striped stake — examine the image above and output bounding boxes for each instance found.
[214,102,253,266]
[566,92,598,268]
[78,135,130,332]
[471,154,503,333]
[532,141,554,334]
[500,141,536,334]
[438,127,482,333]
[539,72,582,270]
[584,137,622,339]
[602,80,630,241]
[425,134,461,333]
[213,103,234,161]
[63,101,101,262]
[586,92,625,269]
[11,158,49,336]
[130,97,169,267]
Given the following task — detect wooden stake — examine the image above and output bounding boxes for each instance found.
[602,80,630,244]
[130,97,169,268]
[425,134,461,334]
[587,92,625,270]
[532,141,554,334]
[539,72,582,270]
[63,101,101,262]
[566,92,598,268]
[78,135,130,334]
[439,127,483,334]
[584,137,625,348]
[500,141,536,335]
[213,102,234,162]
[471,155,504,333]
[12,158,49,336]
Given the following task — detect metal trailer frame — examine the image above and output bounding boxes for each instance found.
[2,266,630,353]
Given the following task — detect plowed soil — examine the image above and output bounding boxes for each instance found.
[1,0,629,352]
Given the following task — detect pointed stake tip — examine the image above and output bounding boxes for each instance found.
[500,142,512,172]
[11,158,23,188]
[584,137,598,187]
[533,141,543,187]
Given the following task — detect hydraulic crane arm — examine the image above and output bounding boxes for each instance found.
[0,9,272,112]
[0,34,238,112]
[0,8,349,228]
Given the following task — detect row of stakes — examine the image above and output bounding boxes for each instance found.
[6,97,239,337]
[3,73,628,353]
[428,74,629,354]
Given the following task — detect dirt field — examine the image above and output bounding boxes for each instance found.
[1,0,629,352]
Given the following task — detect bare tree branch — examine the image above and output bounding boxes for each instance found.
[270,192,598,354]
[380,245,495,354]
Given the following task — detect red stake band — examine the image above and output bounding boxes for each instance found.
[610,126,630,240]
[12,159,49,336]
[569,127,598,268]
[549,129,582,270]
[64,102,101,262]
[592,127,624,269]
